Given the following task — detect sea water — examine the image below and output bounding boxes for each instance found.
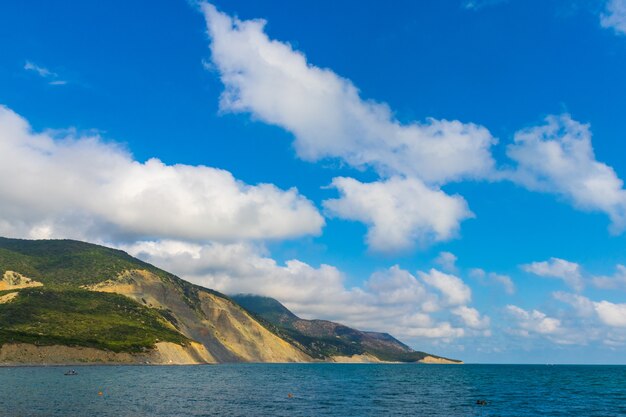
[0,364,625,416]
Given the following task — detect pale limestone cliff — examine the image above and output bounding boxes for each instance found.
[0,292,18,304]
[0,271,43,291]
[85,269,311,363]
[418,355,463,364]
[330,353,386,363]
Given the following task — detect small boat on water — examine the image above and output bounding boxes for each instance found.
[64,370,78,376]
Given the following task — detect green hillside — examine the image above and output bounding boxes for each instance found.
[0,237,169,288]
[231,293,299,326]
[0,237,197,353]
[0,288,188,352]
[0,236,226,313]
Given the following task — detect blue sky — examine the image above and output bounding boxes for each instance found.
[2,0,626,363]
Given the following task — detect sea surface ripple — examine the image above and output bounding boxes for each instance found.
[0,364,625,416]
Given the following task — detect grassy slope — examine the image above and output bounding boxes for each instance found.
[230,293,299,326]
[0,237,196,352]
[0,237,171,287]
[0,288,188,352]
[0,237,228,311]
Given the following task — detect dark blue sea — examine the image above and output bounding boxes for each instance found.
[1,364,625,416]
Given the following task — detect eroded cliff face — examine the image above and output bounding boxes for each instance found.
[0,292,18,304]
[85,269,311,363]
[0,271,43,291]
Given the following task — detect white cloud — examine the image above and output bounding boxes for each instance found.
[200,4,626,253]
[0,105,323,242]
[592,264,626,290]
[595,300,626,327]
[505,300,598,346]
[521,257,584,291]
[123,240,349,312]
[419,268,472,306]
[435,251,458,272]
[469,268,516,294]
[323,177,473,252]
[201,3,497,185]
[200,2,498,252]
[508,114,626,233]
[506,305,562,336]
[122,240,488,342]
[365,266,439,312]
[556,292,626,328]
[523,259,626,293]
[553,291,596,318]
[399,321,465,339]
[24,61,67,85]
[551,292,626,344]
[490,273,516,295]
[601,0,626,35]
[452,306,490,330]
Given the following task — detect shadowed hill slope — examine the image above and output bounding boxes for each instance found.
[232,294,462,363]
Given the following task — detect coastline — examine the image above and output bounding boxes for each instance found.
[0,343,462,366]
[0,342,214,367]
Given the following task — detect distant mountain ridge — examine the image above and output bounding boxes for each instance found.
[232,294,461,363]
[0,237,460,365]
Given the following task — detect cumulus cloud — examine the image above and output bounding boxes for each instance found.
[508,114,626,233]
[489,273,516,295]
[122,240,488,341]
[123,240,351,314]
[452,306,490,330]
[595,301,626,327]
[365,266,439,312]
[505,300,603,346]
[523,258,626,293]
[521,257,584,291]
[0,105,323,242]
[200,4,626,253]
[323,177,473,252]
[470,268,516,294]
[399,320,466,339]
[419,268,472,306]
[201,3,497,185]
[506,305,562,336]
[601,0,626,35]
[553,291,596,318]
[592,264,626,290]
[549,292,626,345]
[435,251,458,272]
[199,2,499,252]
